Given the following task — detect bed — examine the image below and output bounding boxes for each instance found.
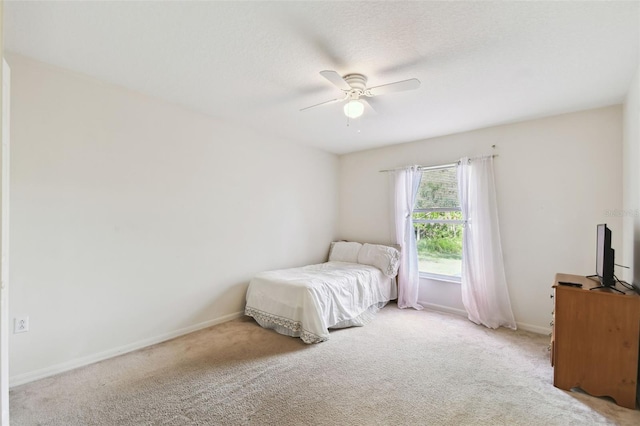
[244,242,400,343]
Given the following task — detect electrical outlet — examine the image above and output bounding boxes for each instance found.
[14,316,29,334]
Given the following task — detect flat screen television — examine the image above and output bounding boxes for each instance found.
[595,223,615,288]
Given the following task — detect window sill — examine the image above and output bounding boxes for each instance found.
[419,272,461,284]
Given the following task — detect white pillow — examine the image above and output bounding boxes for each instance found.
[357,243,400,277]
[328,241,363,263]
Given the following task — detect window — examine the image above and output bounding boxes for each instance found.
[412,165,464,281]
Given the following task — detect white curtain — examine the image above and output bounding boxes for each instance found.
[393,166,423,310]
[457,156,516,329]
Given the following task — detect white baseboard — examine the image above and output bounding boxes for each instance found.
[419,301,550,335]
[515,322,551,335]
[419,301,467,318]
[9,311,244,388]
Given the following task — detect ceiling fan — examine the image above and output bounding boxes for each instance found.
[300,70,421,118]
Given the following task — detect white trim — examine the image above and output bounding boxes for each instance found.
[421,301,551,335]
[419,272,461,284]
[9,311,244,387]
[0,58,10,426]
[515,322,551,335]
[420,301,467,317]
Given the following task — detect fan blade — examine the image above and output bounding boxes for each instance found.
[300,98,342,112]
[368,78,421,97]
[320,70,351,91]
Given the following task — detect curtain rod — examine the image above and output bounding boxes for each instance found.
[378,155,498,173]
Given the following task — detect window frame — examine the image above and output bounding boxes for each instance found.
[413,168,465,283]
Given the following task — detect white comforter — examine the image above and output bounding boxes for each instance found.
[245,261,397,343]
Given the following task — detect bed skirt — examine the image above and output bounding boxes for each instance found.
[245,301,389,344]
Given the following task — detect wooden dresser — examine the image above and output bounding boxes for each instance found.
[550,273,640,409]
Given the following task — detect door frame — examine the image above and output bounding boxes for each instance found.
[0,57,11,426]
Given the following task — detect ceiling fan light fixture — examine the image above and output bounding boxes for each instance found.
[344,99,364,118]
[301,70,420,117]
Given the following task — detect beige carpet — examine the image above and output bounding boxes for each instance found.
[10,304,640,425]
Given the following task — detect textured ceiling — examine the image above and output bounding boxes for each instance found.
[4,1,639,154]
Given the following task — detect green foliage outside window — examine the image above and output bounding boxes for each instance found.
[413,167,463,277]
[414,212,463,258]
[414,214,463,277]
[414,171,459,211]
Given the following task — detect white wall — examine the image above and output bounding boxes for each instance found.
[8,54,338,383]
[623,65,640,285]
[339,106,623,332]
